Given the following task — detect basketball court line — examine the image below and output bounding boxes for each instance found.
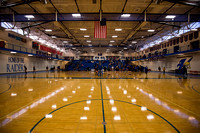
[0,71,200,78]
[0,72,198,132]
[28,80,180,133]
[28,99,180,133]
[191,85,200,95]
[1,76,198,79]
[138,84,200,118]
[100,80,107,133]
[0,83,12,95]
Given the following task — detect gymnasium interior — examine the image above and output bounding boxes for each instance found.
[0,0,200,133]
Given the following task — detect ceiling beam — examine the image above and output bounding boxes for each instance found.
[48,0,80,44]
[0,0,40,9]
[74,0,80,13]
[1,13,199,22]
[123,2,177,45]
[153,22,181,28]
[122,0,154,43]
[21,21,51,29]
[163,0,200,7]
[121,0,128,13]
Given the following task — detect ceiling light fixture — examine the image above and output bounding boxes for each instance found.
[132,41,137,44]
[24,15,35,19]
[87,40,91,42]
[84,35,90,37]
[63,41,68,43]
[148,29,155,32]
[51,36,56,38]
[10,51,17,54]
[80,28,87,31]
[112,35,118,38]
[121,14,131,18]
[165,15,176,19]
[72,14,81,17]
[5,29,13,31]
[115,28,122,31]
[45,29,52,32]
[191,28,198,31]
[110,40,115,43]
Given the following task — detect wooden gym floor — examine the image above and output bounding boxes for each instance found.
[0,71,200,133]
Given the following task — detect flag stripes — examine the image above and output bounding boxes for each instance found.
[94,21,107,38]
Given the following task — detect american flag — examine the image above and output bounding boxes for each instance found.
[94,21,107,38]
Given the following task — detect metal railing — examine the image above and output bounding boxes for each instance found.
[5,43,37,54]
[2,43,65,60]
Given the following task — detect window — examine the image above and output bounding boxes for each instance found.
[184,35,188,42]
[180,36,183,43]
[173,39,176,45]
[174,46,179,53]
[163,49,167,55]
[194,31,198,39]
[176,38,179,44]
[167,42,169,47]
[189,33,193,40]
[169,40,172,46]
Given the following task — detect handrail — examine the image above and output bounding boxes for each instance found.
[0,43,65,60]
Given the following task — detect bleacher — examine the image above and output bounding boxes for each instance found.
[65,60,130,71]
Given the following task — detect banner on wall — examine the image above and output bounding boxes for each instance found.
[177,57,193,70]
[7,57,25,72]
[8,33,26,43]
[32,41,39,50]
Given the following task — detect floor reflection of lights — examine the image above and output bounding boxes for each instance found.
[114,115,121,120]
[141,106,147,111]
[45,114,53,118]
[136,86,199,126]
[112,107,117,112]
[28,88,33,92]
[63,98,68,101]
[131,98,136,103]
[51,105,57,109]
[11,93,17,96]
[86,100,91,104]
[147,114,154,120]
[84,107,90,111]
[1,86,66,127]
[80,116,87,120]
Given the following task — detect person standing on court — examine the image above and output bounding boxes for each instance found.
[24,65,27,74]
[158,66,161,72]
[33,66,36,73]
[163,67,166,73]
[145,66,148,75]
[46,66,49,71]
[182,65,188,77]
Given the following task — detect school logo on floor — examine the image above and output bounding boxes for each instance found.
[177,57,193,70]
